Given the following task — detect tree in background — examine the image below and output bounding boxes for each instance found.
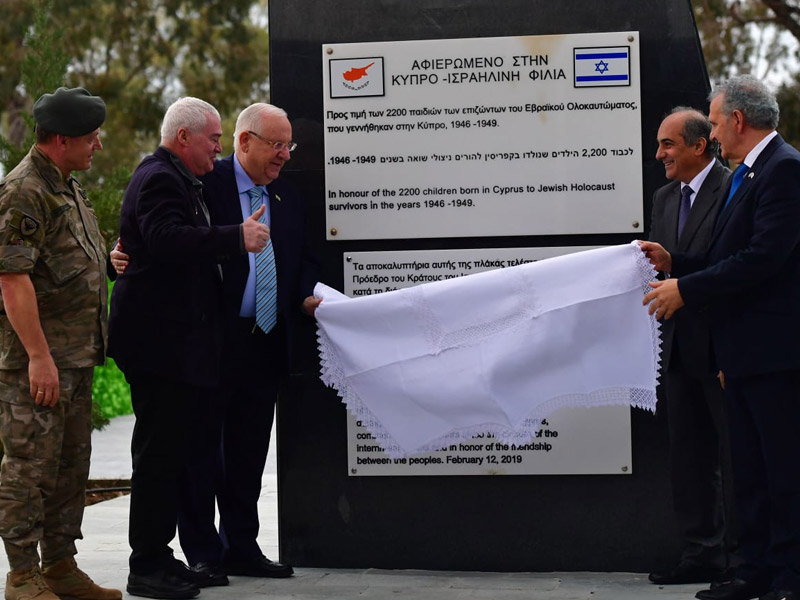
[0,0,270,427]
[0,0,68,175]
[0,0,270,243]
[693,0,800,145]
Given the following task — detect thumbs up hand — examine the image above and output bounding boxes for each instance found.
[243,204,270,252]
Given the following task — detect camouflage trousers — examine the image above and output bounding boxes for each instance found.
[0,367,93,570]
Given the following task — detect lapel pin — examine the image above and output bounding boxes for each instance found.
[276,194,282,202]
[747,172,754,179]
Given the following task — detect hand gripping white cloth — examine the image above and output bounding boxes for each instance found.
[315,242,661,458]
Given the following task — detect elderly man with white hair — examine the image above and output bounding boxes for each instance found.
[108,97,269,599]
[174,103,319,584]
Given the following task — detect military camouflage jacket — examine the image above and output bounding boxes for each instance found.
[0,145,107,368]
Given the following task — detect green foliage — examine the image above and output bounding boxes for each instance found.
[91,280,132,430]
[91,395,110,431]
[92,358,132,425]
[0,0,271,431]
[20,0,69,100]
[777,81,800,144]
[0,122,30,176]
[92,281,133,429]
[693,0,800,146]
[694,0,791,83]
[1,0,271,226]
[91,166,131,251]
[0,0,67,172]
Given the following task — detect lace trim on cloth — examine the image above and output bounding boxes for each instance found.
[317,242,662,459]
[632,240,664,386]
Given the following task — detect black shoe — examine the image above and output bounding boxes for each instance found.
[224,555,294,578]
[127,570,200,599]
[696,578,770,600]
[188,562,229,588]
[162,558,199,584]
[712,570,739,588]
[760,592,800,600]
[650,563,724,585]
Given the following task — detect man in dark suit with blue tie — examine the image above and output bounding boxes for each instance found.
[177,103,320,583]
[643,75,800,600]
[648,108,734,586]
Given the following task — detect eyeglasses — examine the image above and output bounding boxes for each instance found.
[247,130,297,152]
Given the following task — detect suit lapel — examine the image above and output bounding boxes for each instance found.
[220,156,241,224]
[678,162,724,251]
[267,182,282,258]
[713,134,783,239]
[214,154,250,286]
[662,181,681,249]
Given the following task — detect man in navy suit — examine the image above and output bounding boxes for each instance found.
[108,97,270,599]
[642,75,800,600]
[176,103,319,582]
[648,108,734,586]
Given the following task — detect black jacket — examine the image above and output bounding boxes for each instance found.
[108,146,241,387]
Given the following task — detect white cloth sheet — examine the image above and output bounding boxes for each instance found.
[315,242,661,458]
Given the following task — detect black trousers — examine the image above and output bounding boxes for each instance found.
[126,369,213,574]
[664,365,735,568]
[726,369,800,592]
[177,317,285,565]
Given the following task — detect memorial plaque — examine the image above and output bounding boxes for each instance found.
[323,31,643,240]
[339,246,633,476]
[272,0,710,570]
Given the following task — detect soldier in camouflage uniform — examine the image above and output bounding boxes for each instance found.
[0,87,121,600]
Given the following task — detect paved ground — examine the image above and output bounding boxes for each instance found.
[1,414,709,599]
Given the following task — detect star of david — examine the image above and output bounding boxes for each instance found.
[594,60,609,74]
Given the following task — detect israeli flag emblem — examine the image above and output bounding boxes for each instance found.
[573,46,631,87]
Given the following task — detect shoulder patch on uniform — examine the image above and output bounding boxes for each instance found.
[20,215,39,237]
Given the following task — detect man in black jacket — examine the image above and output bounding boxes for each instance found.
[108,97,268,600]
[643,75,800,600]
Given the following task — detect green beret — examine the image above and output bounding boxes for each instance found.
[33,87,106,137]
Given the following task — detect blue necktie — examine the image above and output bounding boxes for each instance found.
[721,163,749,213]
[677,185,693,239]
[247,187,278,334]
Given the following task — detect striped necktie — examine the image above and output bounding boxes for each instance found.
[247,187,278,334]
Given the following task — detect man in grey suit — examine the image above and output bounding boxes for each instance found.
[648,107,735,586]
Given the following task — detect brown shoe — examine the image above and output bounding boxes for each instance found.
[5,566,60,600]
[42,558,121,600]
